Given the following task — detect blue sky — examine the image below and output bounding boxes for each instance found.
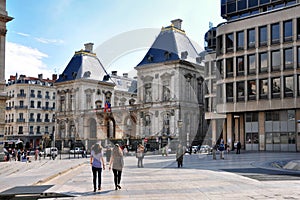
[5,0,224,80]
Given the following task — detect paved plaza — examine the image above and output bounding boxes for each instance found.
[0,151,299,199]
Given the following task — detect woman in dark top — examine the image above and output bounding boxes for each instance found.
[109,144,124,190]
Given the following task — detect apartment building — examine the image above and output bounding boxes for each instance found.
[5,74,57,149]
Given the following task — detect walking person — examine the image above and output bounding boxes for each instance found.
[136,144,145,168]
[106,146,112,163]
[90,143,105,192]
[176,144,184,168]
[109,144,124,190]
[236,141,241,154]
[219,139,225,159]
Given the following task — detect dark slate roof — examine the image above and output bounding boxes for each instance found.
[137,23,200,67]
[56,50,111,83]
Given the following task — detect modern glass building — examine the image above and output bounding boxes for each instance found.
[204,0,300,151]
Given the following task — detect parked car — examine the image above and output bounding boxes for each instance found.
[45,147,58,157]
[69,147,83,154]
[199,145,212,154]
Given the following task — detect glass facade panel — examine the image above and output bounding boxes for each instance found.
[227,1,237,13]
[271,50,281,71]
[259,0,270,4]
[237,31,244,50]
[238,0,247,10]
[226,82,234,102]
[271,77,281,98]
[237,56,244,76]
[298,75,300,96]
[284,48,293,69]
[284,76,294,97]
[248,80,256,100]
[216,60,223,79]
[298,46,300,68]
[259,26,267,46]
[226,58,234,77]
[284,20,293,42]
[259,52,268,73]
[247,28,255,48]
[259,79,268,99]
[237,81,245,101]
[248,54,256,74]
[249,0,259,7]
[226,33,234,52]
[297,18,300,39]
[271,23,280,44]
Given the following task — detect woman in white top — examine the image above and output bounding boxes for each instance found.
[90,143,105,192]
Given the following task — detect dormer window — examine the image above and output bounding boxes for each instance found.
[147,55,153,62]
[164,51,171,60]
[83,71,91,78]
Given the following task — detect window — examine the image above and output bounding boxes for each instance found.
[246,112,258,122]
[248,54,256,74]
[216,60,223,79]
[259,52,268,73]
[249,0,258,7]
[236,56,244,76]
[271,50,281,71]
[45,91,50,99]
[247,28,255,49]
[45,114,49,122]
[227,0,236,13]
[236,31,244,50]
[266,111,279,121]
[37,126,40,134]
[29,113,34,122]
[237,81,245,101]
[30,90,35,98]
[248,80,256,100]
[259,26,267,46]
[226,83,234,102]
[37,113,41,122]
[53,92,56,100]
[226,33,234,52]
[217,35,223,55]
[205,62,209,76]
[271,23,280,44]
[37,101,41,108]
[297,46,300,68]
[18,126,23,134]
[297,18,300,39]
[226,58,234,77]
[284,48,293,69]
[298,75,300,96]
[284,76,294,97]
[30,101,34,108]
[271,77,281,98]
[19,100,24,107]
[284,20,293,42]
[37,91,42,98]
[238,0,247,10]
[260,0,270,5]
[29,126,34,134]
[259,79,268,99]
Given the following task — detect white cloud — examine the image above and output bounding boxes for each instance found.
[34,37,64,45]
[16,32,30,37]
[5,42,54,80]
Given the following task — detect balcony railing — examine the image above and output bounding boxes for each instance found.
[37,94,42,98]
[14,106,28,109]
[30,94,35,98]
[17,119,25,123]
[44,119,50,122]
[17,93,26,97]
[36,119,42,122]
[29,118,35,122]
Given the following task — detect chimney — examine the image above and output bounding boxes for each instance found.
[38,74,43,80]
[171,19,182,30]
[123,73,128,78]
[112,71,117,76]
[84,43,94,53]
[52,74,57,81]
